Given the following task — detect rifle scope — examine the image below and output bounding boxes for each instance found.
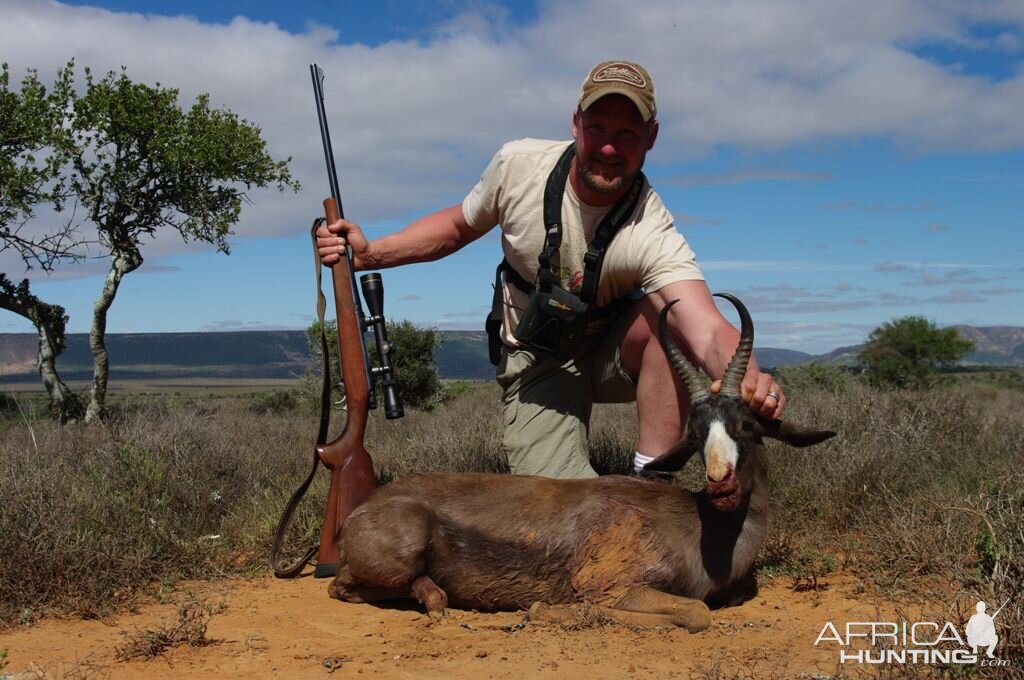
[361,273,404,419]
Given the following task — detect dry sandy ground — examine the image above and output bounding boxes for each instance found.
[0,570,937,679]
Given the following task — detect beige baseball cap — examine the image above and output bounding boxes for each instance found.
[578,60,656,121]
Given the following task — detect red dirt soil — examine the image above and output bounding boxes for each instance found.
[0,570,938,679]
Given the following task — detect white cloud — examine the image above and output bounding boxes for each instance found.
[3,0,1024,280]
[703,260,863,272]
[660,169,831,186]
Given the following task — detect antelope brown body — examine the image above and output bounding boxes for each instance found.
[329,294,835,630]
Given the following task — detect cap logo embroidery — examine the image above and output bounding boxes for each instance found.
[593,63,646,88]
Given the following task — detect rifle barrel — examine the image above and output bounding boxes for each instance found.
[311,64,344,216]
[310,62,377,410]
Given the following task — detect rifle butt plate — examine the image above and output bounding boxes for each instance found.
[314,563,338,579]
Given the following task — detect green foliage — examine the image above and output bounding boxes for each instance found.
[976,525,998,579]
[444,380,476,400]
[306,318,446,411]
[774,362,853,395]
[305,318,344,407]
[386,319,445,410]
[66,63,299,254]
[0,61,76,270]
[949,367,1024,392]
[2,60,299,421]
[858,315,974,389]
[788,544,837,592]
[0,273,69,352]
[249,389,302,414]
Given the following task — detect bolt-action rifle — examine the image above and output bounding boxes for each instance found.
[271,63,403,579]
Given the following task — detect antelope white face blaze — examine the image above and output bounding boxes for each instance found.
[704,420,738,482]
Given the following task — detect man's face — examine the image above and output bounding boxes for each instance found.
[572,94,658,195]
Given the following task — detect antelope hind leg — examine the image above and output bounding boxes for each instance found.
[329,568,450,621]
[328,564,412,603]
[329,496,444,615]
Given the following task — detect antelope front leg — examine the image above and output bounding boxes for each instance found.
[410,575,448,621]
[526,587,711,632]
[611,585,712,632]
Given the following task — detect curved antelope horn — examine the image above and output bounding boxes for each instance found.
[658,300,710,404]
[714,292,754,398]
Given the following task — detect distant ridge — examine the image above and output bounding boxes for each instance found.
[2,325,1021,383]
[0,331,312,381]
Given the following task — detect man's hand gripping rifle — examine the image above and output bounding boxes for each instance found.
[271,64,403,579]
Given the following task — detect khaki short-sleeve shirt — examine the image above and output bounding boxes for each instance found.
[462,138,704,345]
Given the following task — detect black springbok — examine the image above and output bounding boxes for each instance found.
[328,293,836,631]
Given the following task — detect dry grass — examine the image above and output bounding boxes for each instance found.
[2,379,1023,668]
[114,596,222,661]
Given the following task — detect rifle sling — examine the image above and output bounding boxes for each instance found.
[270,217,333,578]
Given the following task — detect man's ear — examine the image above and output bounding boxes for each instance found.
[571,107,582,141]
[646,119,659,150]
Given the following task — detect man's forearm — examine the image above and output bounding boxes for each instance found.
[364,205,479,269]
[703,322,760,380]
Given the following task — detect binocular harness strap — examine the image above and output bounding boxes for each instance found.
[485,142,647,365]
[540,142,646,304]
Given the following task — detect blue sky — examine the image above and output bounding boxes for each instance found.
[2,0,1022,354]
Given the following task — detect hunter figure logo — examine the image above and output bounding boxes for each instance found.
[967,599,1007,658]
[815,598,1012,667]
[593,62,646,88]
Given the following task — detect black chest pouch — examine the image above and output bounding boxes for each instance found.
[514,281,590,360]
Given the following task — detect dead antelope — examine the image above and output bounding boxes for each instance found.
[328,293,836,631]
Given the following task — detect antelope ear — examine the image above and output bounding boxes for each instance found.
[641,436,699,474]
[759,418,836,447]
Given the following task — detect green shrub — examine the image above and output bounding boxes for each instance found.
[385,319,445,410]
[0,392,19,416]
[774,362,853,396]
[858,316,974,389]
[306,318,446,411]
[249,389,302,414]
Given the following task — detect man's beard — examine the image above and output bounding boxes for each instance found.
[578,151,646,194]
[579,161,628,193]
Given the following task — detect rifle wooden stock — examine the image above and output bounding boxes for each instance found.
[313,197,377,578]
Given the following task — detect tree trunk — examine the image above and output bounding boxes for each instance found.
[85,246,142,422]
[37,320,84,422]
[0,274,83,422]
